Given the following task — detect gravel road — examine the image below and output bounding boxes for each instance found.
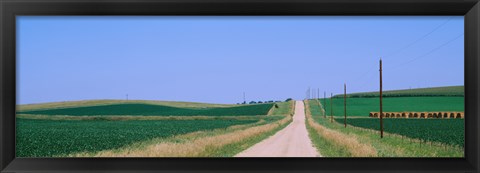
[235,101,321,157]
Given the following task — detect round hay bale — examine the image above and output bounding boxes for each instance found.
[374,113,379,118]
[428,113,433,118]
[369,112,374,117]
[414,112,419,118]
[408,112,414,118]
[460,112,464,118]
[449,112,455,118]
[456,112,462,118]
[443,112,449,118]
[396,113,401,118]
[437,112,442,118]
[420,112,426,118]
[432,112,437,118]
[401,112,407,118]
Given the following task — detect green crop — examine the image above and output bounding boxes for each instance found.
[336,118,464,146]
[18,103,273,116]
[334,86,464,98]
[16,118,258,157]
[319,97,464,117]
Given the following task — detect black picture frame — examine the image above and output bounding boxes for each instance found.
[1,0,479,172]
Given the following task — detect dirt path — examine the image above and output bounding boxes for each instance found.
[235,101,321,157]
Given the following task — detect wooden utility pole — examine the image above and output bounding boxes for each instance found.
[243,92,246,104]
[317,88,320,99]
[379,58,384,138]
[308,87,311,99]
[324,91,326,118]
[312,89,315,99]
[344,83,347,128]
[330,93,333,123]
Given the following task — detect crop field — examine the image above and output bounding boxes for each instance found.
[16,100,239,112]
[18,103,274,116]
[16,117,266,157]
[335,118,464,146]
[319,97,464,116]
[336,86,464,98]
[268,101,295,115]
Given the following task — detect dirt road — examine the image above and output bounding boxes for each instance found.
[235,101,321,157]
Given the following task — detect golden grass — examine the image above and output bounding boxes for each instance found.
[69,115,292,157]
[304,101,377,157]
[16,114,270,121]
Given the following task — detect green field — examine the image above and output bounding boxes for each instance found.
[319,97,464,116]
[335,118,464,146]
[268,101,294,115]
[18,103,274,116]
[16,100,239,112]
[16,117,267,157]
[335,86,464,98]
[305,100,463,157]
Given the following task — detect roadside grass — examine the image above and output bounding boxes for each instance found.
[307,99,463,157]
[69,115,291,157]
[305,100,376,157]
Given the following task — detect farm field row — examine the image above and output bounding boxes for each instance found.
[18,103,274,116]
[305,100,463,157]
[16,100,294,157]
[334,118,464,146]
[335,86,464,98]
[16,118,262,157]
[16,100,239,112]
[318,96,464,117]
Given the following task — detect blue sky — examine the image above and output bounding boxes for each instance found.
[17,16,464,104]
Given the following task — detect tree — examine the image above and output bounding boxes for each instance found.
[285,98,293,102]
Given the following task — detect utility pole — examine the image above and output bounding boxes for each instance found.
[308,87,310,99]
[306,89,309,100]
[379,58,384,138]
[309,87,312,99]
[317,88,320,99]
[312,89,314,100]
[344,83,347,128]
[330,93,333,123]
[324,91,326,118]
[243,92,246,104]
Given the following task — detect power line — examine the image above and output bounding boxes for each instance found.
[384,17,453,59]
[352,17,453,92]
[391,32,463,71]
[354,32,463,92]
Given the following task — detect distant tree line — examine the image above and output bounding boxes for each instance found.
[237,98,293,105]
